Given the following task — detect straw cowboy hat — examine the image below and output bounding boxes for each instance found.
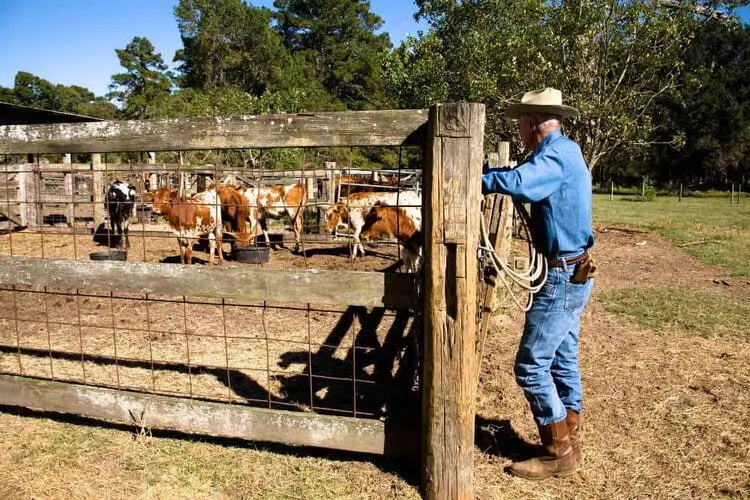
[504,87,578,119]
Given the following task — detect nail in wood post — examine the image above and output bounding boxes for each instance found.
[91,153,105,229]
[423,102,485,500]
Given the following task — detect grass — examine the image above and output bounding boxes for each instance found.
[0,411,420,499]
[600,286,750,339]
[593,194,750,276]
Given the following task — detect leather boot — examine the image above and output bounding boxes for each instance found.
[566,409,582,466]
[508,419,578,480]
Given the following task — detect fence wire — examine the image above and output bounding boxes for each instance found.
[0,147,424,421]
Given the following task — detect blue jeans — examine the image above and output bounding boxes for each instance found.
[514,265,594,426]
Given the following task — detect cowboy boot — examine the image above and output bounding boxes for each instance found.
[508,419,577,480]
[567,409,582,466]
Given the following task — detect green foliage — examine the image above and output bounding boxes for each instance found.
[643,21,750,185]
[0,71,116,119]
[274,0,391,109]
[400,0,706,172]
[108,37,172,119]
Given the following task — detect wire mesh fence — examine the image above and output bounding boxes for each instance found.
[0,147,424,422]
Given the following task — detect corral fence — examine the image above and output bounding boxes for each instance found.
[0,103,499,499]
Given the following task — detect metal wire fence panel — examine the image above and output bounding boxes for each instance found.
[0,146,425,422]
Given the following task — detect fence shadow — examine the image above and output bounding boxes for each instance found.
[474,414,539,461]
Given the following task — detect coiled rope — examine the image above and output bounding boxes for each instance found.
[478,200,548,311]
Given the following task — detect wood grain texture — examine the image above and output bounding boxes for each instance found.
[0,110,429,154]
[0,375,415,456]
[422,103,485,500]
[0,255,416,309]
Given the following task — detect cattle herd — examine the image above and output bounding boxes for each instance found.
[105,175,423,271]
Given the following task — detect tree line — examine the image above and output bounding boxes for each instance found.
[1,0,749,187]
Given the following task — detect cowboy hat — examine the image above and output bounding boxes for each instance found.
[504,87,578,119]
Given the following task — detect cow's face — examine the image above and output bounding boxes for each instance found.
[152,188,177,215]
[324,205,343,232]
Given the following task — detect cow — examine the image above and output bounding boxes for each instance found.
[239,183,307,251]
[215,184,253,245]
[151,186,223,265]
[359,203,423,273]
[105,179,137,250]
[322,190,421,259]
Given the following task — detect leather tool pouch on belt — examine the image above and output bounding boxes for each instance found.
[571,255,598,284]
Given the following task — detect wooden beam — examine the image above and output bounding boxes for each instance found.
[0,255,416,309]
[422,103,485,500]
[91,154,105,229]
[0,110,429,155]
[0,374,415,456]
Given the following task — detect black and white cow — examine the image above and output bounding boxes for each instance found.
[106,179,137,249]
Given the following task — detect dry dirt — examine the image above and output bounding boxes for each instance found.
[0,224,748,499]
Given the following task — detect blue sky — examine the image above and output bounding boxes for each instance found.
[0,1,748,98]
[0,0,427,96]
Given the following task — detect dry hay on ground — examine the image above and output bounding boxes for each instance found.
[0,226,747,498]
[0,225,419,420]
[474,225,750,499]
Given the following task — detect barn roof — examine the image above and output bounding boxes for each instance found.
[0,101,104,126]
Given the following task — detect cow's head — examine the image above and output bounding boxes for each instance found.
[151,188,178,215]
[323,204,346,233]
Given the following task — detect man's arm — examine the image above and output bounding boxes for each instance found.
[482,149,564,202]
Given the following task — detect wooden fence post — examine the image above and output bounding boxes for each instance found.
[91,153,105,229]
[63,153,74,226]
[422,102,485,500]
[497,141,510,168]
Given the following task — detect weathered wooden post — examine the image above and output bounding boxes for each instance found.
[422,102,485,500]
[611,180,615,202]
[91,153,105,229]
[63,153,74,226]
[679,183,683,202]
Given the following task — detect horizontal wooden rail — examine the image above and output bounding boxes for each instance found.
[3,164,424,176]
[0,110,429,154]
[0,256,416,308]
[0,375,415,456]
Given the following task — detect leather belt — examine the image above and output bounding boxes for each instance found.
[547,251,588,268]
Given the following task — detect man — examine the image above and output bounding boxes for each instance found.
[482,88,596,480]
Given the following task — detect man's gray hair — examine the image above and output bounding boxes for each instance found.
[528,113,562,126]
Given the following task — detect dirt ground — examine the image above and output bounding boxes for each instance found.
[474,225,750,499]
[0,224,748,498]
[0,223,417,420]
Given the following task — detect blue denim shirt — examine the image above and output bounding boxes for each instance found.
[482,130,595,258]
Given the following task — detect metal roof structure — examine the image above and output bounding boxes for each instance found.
[0,101,104,126]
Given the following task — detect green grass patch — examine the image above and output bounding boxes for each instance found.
[593,194,750,276]
[600,286,750,339]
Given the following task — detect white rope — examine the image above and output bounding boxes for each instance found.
[479,200,548,312]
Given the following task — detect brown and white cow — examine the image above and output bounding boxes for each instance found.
[240,183,307,251]
[359,203,423,272]
[152,186,223,265]
[215,184,256,245]
[323,191,421,259]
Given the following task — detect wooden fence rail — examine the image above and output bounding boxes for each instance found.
[0,105,487,500]
[0,256,416,309]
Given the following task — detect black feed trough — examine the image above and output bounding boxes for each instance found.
[89,250,127,261]
[232,234,272,264]
[234,245,270,264]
